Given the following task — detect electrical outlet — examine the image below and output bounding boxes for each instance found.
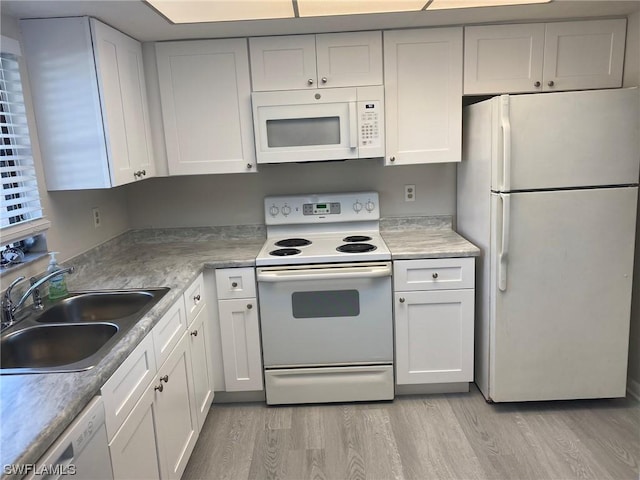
[92,207,101,228]
[404,185,416,202]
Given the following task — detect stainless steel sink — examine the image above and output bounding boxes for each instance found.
[35,290,165,323]
[1,323,118,369]
[0,287,169,375]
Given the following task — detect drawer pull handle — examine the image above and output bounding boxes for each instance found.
[534,81,541,87]
[548,80,555,87]
[399,297,405,303]
[190,330,198,337]
[231,282,238,288]
[193,294,201,302]
[154,383,163,393]
[247,303,253,309]
[160,375,169,383]
[432,272,439,279]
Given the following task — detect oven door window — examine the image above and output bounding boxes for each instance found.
[292,290,359,318]
[266,117,340,147]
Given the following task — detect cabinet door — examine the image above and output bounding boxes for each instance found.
[109,383,161,480]
[91,19,154,186]
[395,289,474,385]
[542,19,626,91]
[315,31,383,88]
[384,28,463,165]
[156,39,256,175]
[188,305,215,433]
[218,298,263,391]
[464,24,545,95]
[155,333,198,480]
[249,35,317,91]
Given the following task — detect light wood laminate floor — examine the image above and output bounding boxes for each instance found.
[183,385,640,480]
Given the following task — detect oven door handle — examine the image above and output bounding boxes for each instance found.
[257,264,392,282]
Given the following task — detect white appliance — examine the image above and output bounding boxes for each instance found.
[458,88,639,402]
[256,192,394,405]
[251,86,384,163]
[25,396,113,480]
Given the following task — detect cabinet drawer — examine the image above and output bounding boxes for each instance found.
[152,298,187,368]
[102,334,157,441]
[394,258,474,291]
[184,273,205,327]
[215,267,256,299]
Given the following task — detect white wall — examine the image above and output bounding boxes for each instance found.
[624,9,640,394]
[126,161,456,228]
[1,13,131,280]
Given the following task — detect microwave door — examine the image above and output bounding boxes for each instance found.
[254,103,358,163]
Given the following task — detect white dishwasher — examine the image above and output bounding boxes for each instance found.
[25,396,113,480]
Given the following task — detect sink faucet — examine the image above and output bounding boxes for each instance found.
[1,266,75,328]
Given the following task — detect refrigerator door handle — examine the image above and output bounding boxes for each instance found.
[500,95,511,192]
[498,193,511,291]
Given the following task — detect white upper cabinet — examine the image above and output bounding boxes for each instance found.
[464,19,626,95]
[21,17,155,190]
[156,39,257,175]
[384,27,463,165]
[249,31,382,91]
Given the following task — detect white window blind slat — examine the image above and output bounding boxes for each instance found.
[1,49,46,237]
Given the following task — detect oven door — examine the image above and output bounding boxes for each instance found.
[257,262,393,367]
[252,88,359,164]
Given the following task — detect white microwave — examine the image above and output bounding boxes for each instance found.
[251,86,384,164]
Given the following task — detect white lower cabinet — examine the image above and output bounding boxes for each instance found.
[154,333,198,480]
[215,268,263,392]
[394,258,475,386]
[104,273,214,480]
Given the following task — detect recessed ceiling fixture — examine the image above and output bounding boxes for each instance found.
[146,0,552,24]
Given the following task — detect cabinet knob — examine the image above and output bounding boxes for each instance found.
[432,272,439,279]
[154,383,164,392]
[141,170,146,176]
[231,282,238,288]
[321,77,328,84]
[534,81,541,87]
[247,303,253,309]
[547,80,555,87]
[307,78,314,85]
[399,297,405,303]
[191,330,198,337]
[193,294,201,302]
[247,163,253,169]
[389,156,396,162]
[160,374,169,383]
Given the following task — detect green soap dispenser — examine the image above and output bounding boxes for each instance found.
[47,252,68,300]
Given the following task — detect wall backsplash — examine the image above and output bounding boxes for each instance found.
[126,159,456,229]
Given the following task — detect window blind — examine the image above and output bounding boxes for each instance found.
[0,46,49,245]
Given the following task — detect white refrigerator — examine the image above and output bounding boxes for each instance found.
[458,88,639,402]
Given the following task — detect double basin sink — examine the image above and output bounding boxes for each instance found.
[0,288,169,375]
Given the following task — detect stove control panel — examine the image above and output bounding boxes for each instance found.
[265,192,380,225]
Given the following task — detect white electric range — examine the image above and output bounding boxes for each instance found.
[256,192,394,405]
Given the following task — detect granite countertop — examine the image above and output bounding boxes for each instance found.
[0,219,479,475]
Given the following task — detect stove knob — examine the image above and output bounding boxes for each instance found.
[282,204,292,216]
[353,201,363,213]
[269,205,279,217]
[365,200,375,212]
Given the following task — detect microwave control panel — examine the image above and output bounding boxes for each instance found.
[358,101,382,148]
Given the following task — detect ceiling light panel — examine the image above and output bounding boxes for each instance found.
[426,0,552,10]
[147,0,295,24]
[297,0,429,17]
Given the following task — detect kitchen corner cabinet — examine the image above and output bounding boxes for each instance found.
[215,268,263,392]
[464,19,626,95]
[103,274,212,480]
[394,258,475,385]
[21,17,155,190]
[155,39,256,175]
[383,27,463,166]
[249,31,383,91]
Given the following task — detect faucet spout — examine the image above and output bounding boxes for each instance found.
[2,266,75,328]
